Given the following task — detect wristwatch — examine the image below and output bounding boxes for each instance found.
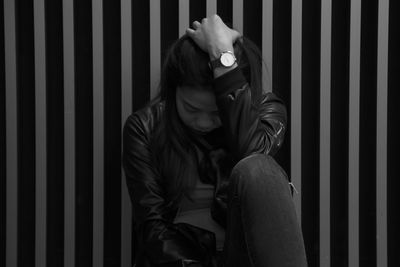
[209,51,236,69]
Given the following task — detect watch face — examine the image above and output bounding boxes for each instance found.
[220,52,236,67]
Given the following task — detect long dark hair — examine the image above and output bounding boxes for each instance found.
[151,34,266,206]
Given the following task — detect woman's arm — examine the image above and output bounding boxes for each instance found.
[213,68,287,159]
[185,15,287,160]
[123,110,215,266]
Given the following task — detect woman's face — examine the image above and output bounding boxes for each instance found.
[176,85,222,134]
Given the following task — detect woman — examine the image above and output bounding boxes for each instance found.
[123,15,307,267]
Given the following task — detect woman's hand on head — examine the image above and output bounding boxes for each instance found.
[186,14,241,60]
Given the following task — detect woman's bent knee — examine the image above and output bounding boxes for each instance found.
[230,153,289,188]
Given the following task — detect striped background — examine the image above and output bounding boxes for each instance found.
[1,0,399,266]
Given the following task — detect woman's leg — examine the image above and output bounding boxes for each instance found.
[222,154,307,267]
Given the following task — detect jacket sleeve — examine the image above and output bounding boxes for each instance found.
[122,111,215,267]
[213,67,287,160]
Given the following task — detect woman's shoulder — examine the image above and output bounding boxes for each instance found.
[124,99,165,137]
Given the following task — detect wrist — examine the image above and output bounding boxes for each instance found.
[209,49,237,78]
[213,63,238,78]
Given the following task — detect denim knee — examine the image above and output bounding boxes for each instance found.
[229,153,289,193]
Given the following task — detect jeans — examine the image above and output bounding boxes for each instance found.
[217,154,308,267]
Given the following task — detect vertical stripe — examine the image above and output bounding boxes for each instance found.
[270,7,292,237]
[189,0,206,28]
[359,1,378,265]
[0,0,6,265]
[161,0,178,66]
[132,0,150,109]
[376,0,389,266]
[291,0,302,221]
[121,0,132,265]
[4,0,18,266]
[243,0,262,48]
[217,0,232,24]
[232,0,242,33]
[150,0,160,99]
[206,0,216,17]
[33,0,47,266]
[262,0,273,92]
[320,0,331,266]
[92,0,104,266]
[75,1,94,265]
[63,0,75,266]
[387,2,400,266]
[179,0,189,37]
[348,0,361,266]
[272,0,291,178]
[301,1,321,265]
[330,1,350,265]
[45,0,65,265]
[103,0,122,264]
[16,1,36,264]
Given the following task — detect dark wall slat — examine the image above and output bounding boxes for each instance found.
[0,0,6,265]
[74,0,93,266]
[272,0,291,186]
[16,0,36,265]
[161,0,178,67]
[243,0,261,50]
[272,0,292,186]
[359,0,378,266]
[190,0,206,26]
[217,0,232,26]
[301,1,321,266]
[330,0,350,266]
[103,0,122,266]
[45,0,65,266]
[132,0,150,112]
[387,0,400,266]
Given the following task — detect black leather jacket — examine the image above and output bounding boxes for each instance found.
[123,68,287,267]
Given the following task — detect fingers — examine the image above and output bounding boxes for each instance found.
[192,20,201,29]
[185,27,196,37]
[186,21,200,38]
